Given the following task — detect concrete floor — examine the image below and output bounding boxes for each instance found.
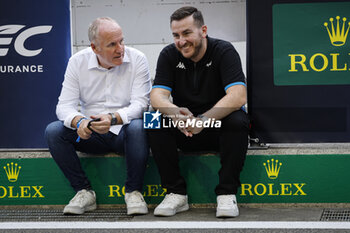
[1,206,350,233]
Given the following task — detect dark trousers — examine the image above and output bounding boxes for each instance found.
[148,110,249,196]
[45,119,149,193]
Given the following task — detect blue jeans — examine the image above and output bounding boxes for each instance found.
[45,119,149,193]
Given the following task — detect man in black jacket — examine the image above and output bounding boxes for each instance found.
[148,6,249,218]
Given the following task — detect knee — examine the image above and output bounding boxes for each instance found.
[221,110,250,132]
[44,121,65,143]
[124,119,146,136]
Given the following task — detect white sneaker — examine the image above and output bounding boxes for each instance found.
[125,191,148,215]
[154,193,189,216]
[216,194,239,218]
[63,189,96,215]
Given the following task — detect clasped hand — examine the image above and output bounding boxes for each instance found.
[77,114,112,140]
[171,108,204,137]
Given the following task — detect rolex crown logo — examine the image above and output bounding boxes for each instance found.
[263,159,282,179]
[3,162,21,182]
[324,16,350,47]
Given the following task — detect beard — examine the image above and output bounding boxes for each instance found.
[189,38,203,61]
[178,37,204,61]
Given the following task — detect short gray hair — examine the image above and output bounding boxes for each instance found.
[88,17,118,44]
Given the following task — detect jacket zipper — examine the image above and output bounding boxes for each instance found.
[193,63,199,94]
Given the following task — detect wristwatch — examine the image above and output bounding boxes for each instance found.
[108,113,117,125]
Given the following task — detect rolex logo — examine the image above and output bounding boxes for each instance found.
[263,159,282,179]
[324,16,350,47]
[3,162,21,182]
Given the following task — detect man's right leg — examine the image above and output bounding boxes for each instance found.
[148,127,189,216]
[44,121,111,214]
[45,121,92,192]
[45,121,95,192]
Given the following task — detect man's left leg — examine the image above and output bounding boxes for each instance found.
[116,119,149,215]
[215,110,249,218]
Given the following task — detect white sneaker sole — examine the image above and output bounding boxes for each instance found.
[63,203,97,215]
[154,203,189,217]
[127,206,149,215]
[216,208,239,218]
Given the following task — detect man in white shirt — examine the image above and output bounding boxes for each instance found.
[45,17,151,215]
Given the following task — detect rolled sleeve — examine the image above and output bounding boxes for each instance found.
[116,109,129,125]
[55,57,82,129]
[117,51,151,124]
[63,112,85,130]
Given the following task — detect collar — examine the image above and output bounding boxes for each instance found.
[196,35,211,65]
[88,48,100,70]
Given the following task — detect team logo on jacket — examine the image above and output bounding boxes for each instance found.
[176,62,186,69]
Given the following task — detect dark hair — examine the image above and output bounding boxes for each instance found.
[170,6,204,28]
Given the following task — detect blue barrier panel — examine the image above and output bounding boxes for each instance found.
[0,0,71,148]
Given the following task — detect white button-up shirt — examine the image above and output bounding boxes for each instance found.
[56,46,151,135]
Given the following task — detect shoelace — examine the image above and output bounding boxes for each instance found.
[162,193,181,205]
[127,192,143,203]
[218,196,235,206]
[71,190,90,205]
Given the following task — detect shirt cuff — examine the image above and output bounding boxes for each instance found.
[117,109,129,125]
[64,113,86,130]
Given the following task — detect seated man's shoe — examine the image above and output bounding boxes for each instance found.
[63,189,96,215]
[216,194,239,218]
[154,193,189,217]
[125,191,148,215]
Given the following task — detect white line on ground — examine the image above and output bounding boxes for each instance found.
[0,221,350,229]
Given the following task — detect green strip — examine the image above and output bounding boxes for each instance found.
[0,154,349,205]
[273,2,350,85]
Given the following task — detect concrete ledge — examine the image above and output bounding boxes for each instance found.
[2,142,350,158]
[248,143,350,155]
[0,150,122,158]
